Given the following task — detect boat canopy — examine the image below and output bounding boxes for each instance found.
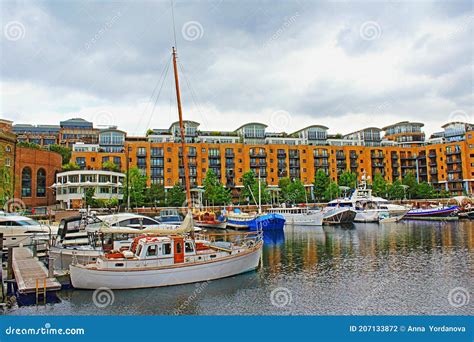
[95,212,195,235]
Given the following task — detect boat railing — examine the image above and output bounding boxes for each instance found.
[196,231,263,247]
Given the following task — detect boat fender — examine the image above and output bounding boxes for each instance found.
[245,240,255,248]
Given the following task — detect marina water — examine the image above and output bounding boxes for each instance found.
[7,220,473,315]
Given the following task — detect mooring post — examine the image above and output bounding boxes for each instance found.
[48,257,54,278]
[7,247,13,281]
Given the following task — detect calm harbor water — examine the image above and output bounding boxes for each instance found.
[7,220,473,315]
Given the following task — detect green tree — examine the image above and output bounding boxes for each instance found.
[278,177,292,203]
[48,144,72,165]
[288,178,307,204]
[240,171,270,204]
[167,183,186,207]
[0,165,13,206]
[145,129,154,136]
[203,170,231,205]
[17,141,41,149]
[124,167,147,207]
[145,184,166,207]
[279,177,306,204]
[402,172,418,199]
[338,171,357,189]
[84,187,96,207]
[62,162,81,171]
[416,182,435,199]
[371,172,387,197]
[102,160,120,172]
[387,180,405,200]
[324,181,341,201]
[313,169,330,201]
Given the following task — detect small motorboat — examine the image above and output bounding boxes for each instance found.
[0,214,52,249]
[404,205,459,220]
[155,209,182,225]
[193,210,227,229]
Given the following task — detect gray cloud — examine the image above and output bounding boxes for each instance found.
[1,0,472,136]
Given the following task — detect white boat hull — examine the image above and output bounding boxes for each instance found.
[69,244,263,290]
[282,212,324,226]
[354,210,381,223]
[50,246,103,272]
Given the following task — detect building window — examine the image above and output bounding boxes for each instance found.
[5,145,11,153]
[21,167,32,197]
[5,158,11,167]
[36,168,46,197]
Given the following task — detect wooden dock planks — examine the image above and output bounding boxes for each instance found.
[12,248,61,294]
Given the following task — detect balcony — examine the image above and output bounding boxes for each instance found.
[277,151,287,158]
[371,153,384,159]
[208,154,221,159]
[336,154,346,160]
[392,171,400,177]
[428,153,437,158]
[288,153,299,159]
[225,151,235,157]
[392,162,400,168]
[372,163,384,168]
[314,153,328,158]
[430,169,438,175]
[350,162,358,168]
[446,149,461,156]
[225,161,235,167]
[250,151,266,157]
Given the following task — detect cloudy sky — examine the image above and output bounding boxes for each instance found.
[1,0,472,136]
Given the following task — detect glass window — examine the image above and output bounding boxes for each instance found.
[185,242,194,253]
[147,245,157,256]
[163,243,171,255]
[21,167,32,197]
[36,168,46,197]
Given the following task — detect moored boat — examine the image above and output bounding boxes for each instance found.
[322,206,357,225]
[0,213,52,250]
[69,229,263,290]
[193,210,227,229]
[268,206,324,226]
[404,205,459,220]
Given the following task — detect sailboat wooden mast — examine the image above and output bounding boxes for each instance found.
[172,47,192,213]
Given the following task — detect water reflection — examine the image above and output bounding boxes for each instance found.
[8,221,473,315]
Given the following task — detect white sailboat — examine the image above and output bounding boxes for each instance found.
[69,46,263,289]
